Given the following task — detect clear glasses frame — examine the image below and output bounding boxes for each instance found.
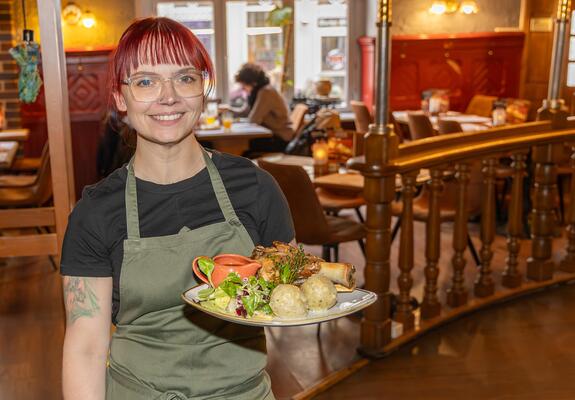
[121,69,207,102]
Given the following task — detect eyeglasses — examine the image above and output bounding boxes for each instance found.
[121,69,205,102]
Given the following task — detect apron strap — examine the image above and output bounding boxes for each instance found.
[125,158,141,239]
[202,149,241,224]
[125,149,242,240]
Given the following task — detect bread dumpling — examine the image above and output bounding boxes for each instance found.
[269,284,307,318]
[301,274,337,311]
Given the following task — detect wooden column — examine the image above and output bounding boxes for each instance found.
[560,144,575,272]
[421,168,443,319]
[475,158,496,297]
[394,170,418,330]
[502,152,527,288]
[447,162,470,307]
[37,0,75,259]
[359,126,399,356]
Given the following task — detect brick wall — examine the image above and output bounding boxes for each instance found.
[0,0,20,128]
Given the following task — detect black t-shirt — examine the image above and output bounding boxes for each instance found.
[60,151,295,323]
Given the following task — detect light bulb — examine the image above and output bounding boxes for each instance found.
[81,10,96,28]
[460,1,479,14]
[429,1,447,15]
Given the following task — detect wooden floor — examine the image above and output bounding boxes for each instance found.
[1,212,575,399]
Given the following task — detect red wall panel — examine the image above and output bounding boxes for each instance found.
[358,32,525,112]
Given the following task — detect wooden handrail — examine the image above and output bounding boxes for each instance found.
[349,122,575,175]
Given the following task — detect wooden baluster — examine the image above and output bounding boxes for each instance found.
[560,145,575,272]
[359,125,400,356]
[475,158,496,297]
[394,170,418,330]
[527,146,557,281]
[447,162,470,307]
[421,168,443,319]
[502,152,527,288]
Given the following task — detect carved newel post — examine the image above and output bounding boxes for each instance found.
[529,0,571,280]
[359,0,398,357]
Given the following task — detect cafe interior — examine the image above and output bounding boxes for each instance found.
[3,0,575,398]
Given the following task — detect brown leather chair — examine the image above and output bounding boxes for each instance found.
[407,113,436,140]
[289,103,309,138]
[465,95,497,117]
[437,119,464,135]
[0,144,52,207]
[258,159,365,262]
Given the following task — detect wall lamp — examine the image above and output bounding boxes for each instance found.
[429,1,479,15]
[62,2,96,28]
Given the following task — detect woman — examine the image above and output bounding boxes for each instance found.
[228,63,294,155]
[60,18,294,399]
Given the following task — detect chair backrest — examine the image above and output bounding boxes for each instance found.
[350,100,373,134]
[290,103,309,137]
[437,119,463,134]
[407,113,435,140]
[32,145,52,206]
[257,160,332,244]
[465,95,497,117]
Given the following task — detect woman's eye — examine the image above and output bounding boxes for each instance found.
[177,75,198,85]
[135,78,156,88]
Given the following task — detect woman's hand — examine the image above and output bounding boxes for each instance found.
[62,276,112,400]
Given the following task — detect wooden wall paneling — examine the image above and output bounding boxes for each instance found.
[361,33,525,112]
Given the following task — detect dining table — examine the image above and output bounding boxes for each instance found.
[0,141,19,169]
[0,128,30,142]
[196,122,272,155]
[257,153,432,194]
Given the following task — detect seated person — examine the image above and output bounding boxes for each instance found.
[224,63,294,156]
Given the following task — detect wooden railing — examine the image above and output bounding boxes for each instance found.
[349,110,575,356]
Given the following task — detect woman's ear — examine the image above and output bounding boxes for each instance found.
[113,91,128,113]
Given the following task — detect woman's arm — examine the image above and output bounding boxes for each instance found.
[62,276,113,400]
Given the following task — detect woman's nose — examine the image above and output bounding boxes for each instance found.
[158,79,178,104]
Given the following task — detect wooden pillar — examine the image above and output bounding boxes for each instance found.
[447,162,470,307]
[502,152,527,288]
[394,170,418,331]
[421,168,443,319]
[37,0,75,259]
[475,158,496,297]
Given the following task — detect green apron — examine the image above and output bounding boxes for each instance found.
[106,150,274,400]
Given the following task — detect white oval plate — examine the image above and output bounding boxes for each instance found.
[182,284,377,327]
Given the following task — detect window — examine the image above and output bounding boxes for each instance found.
[151,0,361,105]
[294,0,348,100]
[567,11,575,86]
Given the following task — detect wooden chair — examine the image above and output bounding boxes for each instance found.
[350,100,373,134]
[0,145,52,207]
[407,113,436,140]
[258,159,366,262]
[437,119,463,134]
[289,103,309,138]
[465,95,497,117]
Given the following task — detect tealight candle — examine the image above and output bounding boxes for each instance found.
[312,141,329,165]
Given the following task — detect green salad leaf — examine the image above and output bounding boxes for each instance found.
[198,257,215,287]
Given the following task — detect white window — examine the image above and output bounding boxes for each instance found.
[567,11,575,87]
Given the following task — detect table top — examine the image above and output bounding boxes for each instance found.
[0,141,19,168]
[0,129,29,142]
[196,122,272,141]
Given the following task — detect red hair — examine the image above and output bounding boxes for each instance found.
[109,17,215,111]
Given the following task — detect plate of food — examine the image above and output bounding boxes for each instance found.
[182,242,377,327]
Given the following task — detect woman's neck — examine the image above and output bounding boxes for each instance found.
[132,136,207,184]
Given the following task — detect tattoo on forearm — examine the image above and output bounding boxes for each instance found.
[63,277,100,323]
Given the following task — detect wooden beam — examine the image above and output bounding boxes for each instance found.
[37,0,75,258]
[0,234,58,257]
[0,208,56,229]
